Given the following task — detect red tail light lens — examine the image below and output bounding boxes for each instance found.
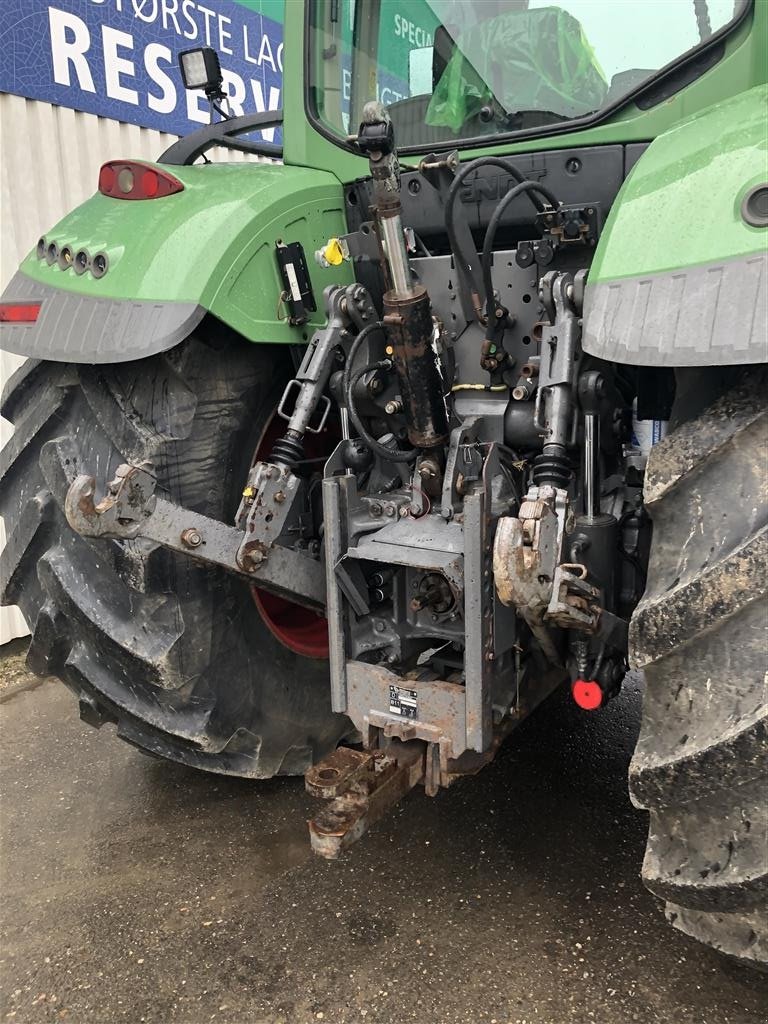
[0,303,42,323]
[98,161,184,200]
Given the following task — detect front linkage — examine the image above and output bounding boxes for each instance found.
[66,107,643,857]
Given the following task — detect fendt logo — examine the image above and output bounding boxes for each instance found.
[459,174,548,204]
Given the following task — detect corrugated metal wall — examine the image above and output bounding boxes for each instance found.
[0,94,259,643]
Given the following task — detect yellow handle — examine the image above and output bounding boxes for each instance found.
[322,238,345,266]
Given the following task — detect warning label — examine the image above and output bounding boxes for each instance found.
[389,685,418,719]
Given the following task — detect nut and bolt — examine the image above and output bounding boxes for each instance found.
[384,399,403,415]
[273,490,286,503]
[243,548,264,569]
[181,528,202,548]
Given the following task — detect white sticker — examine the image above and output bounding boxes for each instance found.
[389,684,418,719]
[284,261,302,303]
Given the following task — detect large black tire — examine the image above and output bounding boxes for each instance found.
[629,369,768,967]
[0,325,350,776]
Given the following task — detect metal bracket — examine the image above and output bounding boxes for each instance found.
[65,466,326,610]
[545,563,601,631]
[306,743,425,859]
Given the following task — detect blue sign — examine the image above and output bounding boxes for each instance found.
[0,1,283,139]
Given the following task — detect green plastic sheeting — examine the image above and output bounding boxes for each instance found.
[426,7,608,132]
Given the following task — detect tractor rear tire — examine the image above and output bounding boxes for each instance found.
[629,369,768,968]
[0,325,350,777]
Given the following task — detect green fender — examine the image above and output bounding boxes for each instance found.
[0,162,353,363]
[583,84,768,366]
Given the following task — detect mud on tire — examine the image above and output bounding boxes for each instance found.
[0,326,350,776]
[629,369,768,968]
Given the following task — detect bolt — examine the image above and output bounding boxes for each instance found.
[368,377,384,395]
[273,490,286,503]
[374,620,386,633]
[384,503,396,517]
[385,399,403,415]
[369,501,383,518]
[181,528,202,548]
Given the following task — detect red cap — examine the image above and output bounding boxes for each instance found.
[571,679,603,711]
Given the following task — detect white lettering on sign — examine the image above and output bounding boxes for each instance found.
[102,26,139,104]
[49,8,96,92]
[393,13,433,49]
[44,3,282,136]
[145,41,176,113]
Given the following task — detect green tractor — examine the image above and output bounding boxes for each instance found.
[1,0,766,967]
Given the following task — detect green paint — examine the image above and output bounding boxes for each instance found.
[589,83,768,284]
[233,0,285,27]
[21,162,352,344]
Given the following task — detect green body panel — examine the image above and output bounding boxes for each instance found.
[20,163,353,344]
[10,1,767,353]
[589,84,768,284]
[284,0,766,182]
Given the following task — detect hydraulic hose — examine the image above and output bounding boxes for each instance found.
[481,180,561,316]
[342,323,419,463]
[444,157,558,320]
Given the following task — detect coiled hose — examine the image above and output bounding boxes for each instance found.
[342,322,419,463]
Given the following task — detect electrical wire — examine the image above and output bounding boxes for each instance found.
[451,383,508,392]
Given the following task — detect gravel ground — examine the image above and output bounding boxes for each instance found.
[1,644,766,1024]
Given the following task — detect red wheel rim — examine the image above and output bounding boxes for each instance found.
[249,408,334,660]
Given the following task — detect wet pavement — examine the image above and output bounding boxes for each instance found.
[1,649,766,1024]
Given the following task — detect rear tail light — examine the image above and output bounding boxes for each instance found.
[0,303,42,323]
[98,161,184,200]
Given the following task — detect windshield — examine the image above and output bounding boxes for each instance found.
[308,1,749,149]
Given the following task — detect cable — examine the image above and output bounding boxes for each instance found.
[347,361,419,463]
[481,180,561,318]
[451,383,508,392]
[342,323,418,464]
[444,156,559,320]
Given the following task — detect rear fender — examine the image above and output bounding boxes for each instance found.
[583,85,768,367]
[0,162,353,363]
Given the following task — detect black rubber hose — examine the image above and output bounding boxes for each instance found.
[341,321,384,406]
[444,157,558,317]
[342,324,419,463]
[347,361,419,464]
[481,180,561,316]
